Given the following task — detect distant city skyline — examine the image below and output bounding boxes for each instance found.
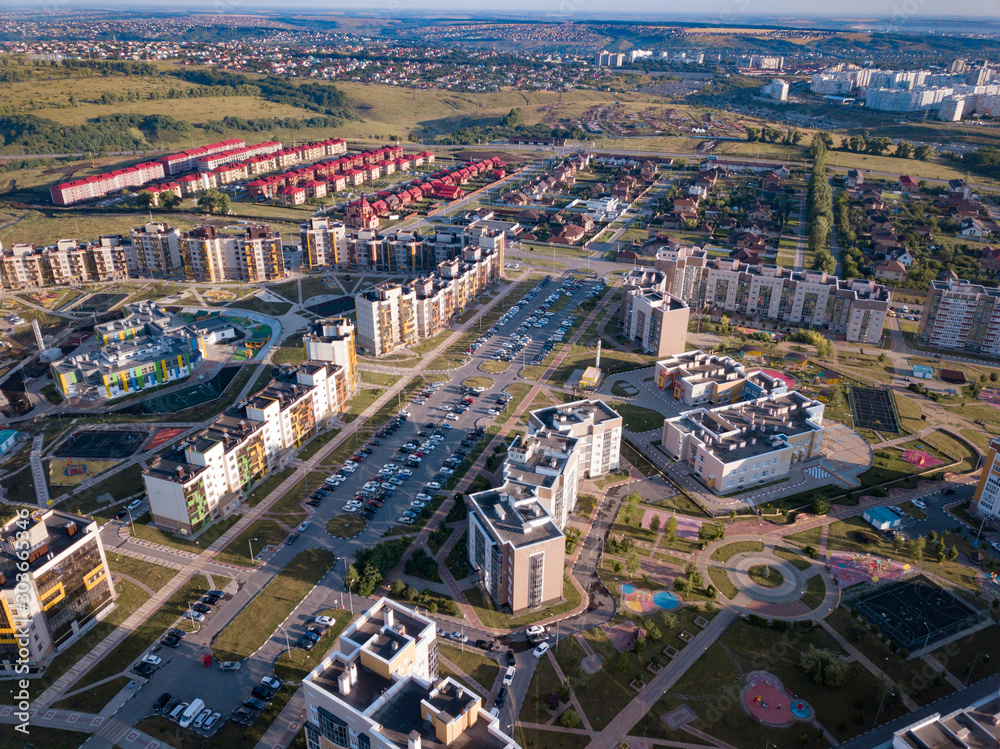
[26,1,1000,19]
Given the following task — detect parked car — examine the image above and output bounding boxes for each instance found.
[192,603,212,615]
[503,666,516,686]
[141,654,162,666]
[134,663,154,677]
[261,676,281,690]
[203,712,222,730]
[193,708,212,729]
[220,661,242,671]
[495,687,507,709]
[243,697,267,711]
[533,642,550,658]
[183,611,205,623]
[232,706,256,725]
[252,685,275,701]
[526,625,545,637]
[153,692,172,712]
[161,635,180,649]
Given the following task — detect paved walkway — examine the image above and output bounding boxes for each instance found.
[586,609,739,749]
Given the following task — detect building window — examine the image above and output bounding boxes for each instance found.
[305,726,321,749]
[318,708,349,747]
[739,466,747,474]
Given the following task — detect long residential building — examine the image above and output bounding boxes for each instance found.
[654,244,890,343]
[918,277,1000,357]
[302,598,520,749]
[527,399,623,484]
[972,436,1000,523]
[355,232,504,356]
[143,360,349,534]
[159,138,247,176]
[661,391,826,494]
[130,222,184,276]
[0,236,131,289]
[49,160,166,206]
[1,509,115,677]
[180,225,285,283]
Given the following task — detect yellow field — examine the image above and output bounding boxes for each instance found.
[48,458,120,486]
[0,209,198,248]
[38,96,317,128]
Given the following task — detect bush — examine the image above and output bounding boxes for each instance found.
[558,709,582,729]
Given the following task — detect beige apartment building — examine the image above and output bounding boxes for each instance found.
[467,485,565,615]
[527,399,623,481]
[130,222,184,276]
[301,217,346,270]
[661,391,826,494]
[303,317,359,395]
[619,287,690,357]
[180,225,285,283]
[301,598,519,749]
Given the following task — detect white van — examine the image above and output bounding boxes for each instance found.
[180,698,205,728]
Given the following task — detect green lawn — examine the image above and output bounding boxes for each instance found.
[607,402,664,432]
[462,576,582,629]
[344,387,385,421]
[708,566,739,599]
[297,428,342,461]
[518,650,563,724]
[361,370,403,387]
[52,675,131,714]
[710,541,765,563]
[244,466,297,507]
[439,643,501,692]
[129,512,242,553]
[215,518,296,567]
[784,525,824,548]
[106,552,178,592]
[480,359,511,373]
[214,549,336,662]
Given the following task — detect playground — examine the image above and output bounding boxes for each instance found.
[641,509,702,539]
[125,366,240,415]
[901,448,944,469]
[826,551,908,588]
[234,325,271,360]
[620,582,681,615]
[847,574,983,650]
[54,429,146,459]
[47,458,120,486]
[743,671,813,728]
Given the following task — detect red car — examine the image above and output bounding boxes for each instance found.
[202,654,213,667]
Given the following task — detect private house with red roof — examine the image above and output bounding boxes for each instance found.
[159,139,245,175]
[304,180,327,199]
[370,199,389,216]
[344,169,365,187]
[898,175,919,194]
[328,175,347,193]
[436,184,464,201]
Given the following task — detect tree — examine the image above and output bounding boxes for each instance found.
[634,637,647,655]
[559,709,582,729]
[617,653,630,673]
[623,492,641,524]
[649,514,660,533]
[895,140,913,159]
[160,192,181,209]
[813,498,831,515]
[197,188,230,215]
[914,144,935,161]
[673,576,689,593]
[611,559,622,574]
[135,190,155,209]
[664,515,678,542]
[559,679,572,702]
[799,646,850,687]
[909,535,926,562]
[626,550,641,576]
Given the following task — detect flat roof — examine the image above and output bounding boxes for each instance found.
[469,486,564,548]
[530,399,621,432]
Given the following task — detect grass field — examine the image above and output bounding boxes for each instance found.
[106,551,177,592]
[274,608,353,682]
[0,208,196,248]
[462,577,581,628]
[213,549,336,661]
[439,643,500,692]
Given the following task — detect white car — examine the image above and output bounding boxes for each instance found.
[261,676,281,690]
[194,708,212,729]
[298,520,312,532]
[399,410,411,418]
[410,501,427,508]
[439,467,455,476]
[487,409,500,416]
[503,666,516,685]
[183,611,205,623]
[445,413,459,421]
[427,482,442,490]
[313,616,335,627]
[526,625,546,637]
[398,517,415,525]
[416,493,432,502]
[533,642,550,658]
[912,500,928,510]
[141,654,162,666]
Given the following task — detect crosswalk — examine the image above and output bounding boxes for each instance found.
[805,466,829,480]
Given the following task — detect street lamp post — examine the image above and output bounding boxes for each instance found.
[125,505,136,535]
[875,688,895,723]
[966,652,990,685]
[347,578,354,616]
[249,537,259,565]
[278,624,292,654]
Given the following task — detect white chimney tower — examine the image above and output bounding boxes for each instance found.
[595,340,602,370]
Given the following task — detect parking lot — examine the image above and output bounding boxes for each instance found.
[108,271,610,737]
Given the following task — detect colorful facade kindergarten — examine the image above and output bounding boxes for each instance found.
[50,302,214,399]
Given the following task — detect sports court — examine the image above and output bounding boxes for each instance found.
[848,574,982,650]
[849,386,900,434]
[74,293,128,313]
[307,296,354,317]
[54,430,146,459]
[126,366,240,415]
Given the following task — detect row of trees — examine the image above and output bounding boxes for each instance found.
[745,125,803,145]
[171,69,352,119]
[201,115,344,134]
[346,540,407,597]
[95,83,262,106]
[807,134,837,275]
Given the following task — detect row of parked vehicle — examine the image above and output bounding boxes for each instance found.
[153,694,223,732]
[233,676,283,725]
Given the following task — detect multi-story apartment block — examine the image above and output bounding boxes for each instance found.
[130,222,184,276]
[50,161,166,206]
[303,318,359,395]
[301,217,347,270]
[972,436,1000,523]
[654,350,789,407]
[194,141,282,171]
[346,223,505,275]
[467,485,565,614]
[180,225,285,283]
[355,238,503,356]
[302,598,519,749]
[503,431,580,531]
[527,400,623,481]
[654,244,889,343]
[143,361,348,533]
[661,391,825,494]
[159,138,246,175]
[0,236,132,289]
[0,509,115,676]
[918,278,1000,357]
[619,287,690,357]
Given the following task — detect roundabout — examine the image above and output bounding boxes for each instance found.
[729,552,807,604]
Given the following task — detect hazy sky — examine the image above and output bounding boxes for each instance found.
[44,0,1000,17]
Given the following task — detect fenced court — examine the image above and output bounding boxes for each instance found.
[849,385,900,434]
[847,574,983,650]
[124,366,240,415]
[54,430,146,459]
[73,293,128,313]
